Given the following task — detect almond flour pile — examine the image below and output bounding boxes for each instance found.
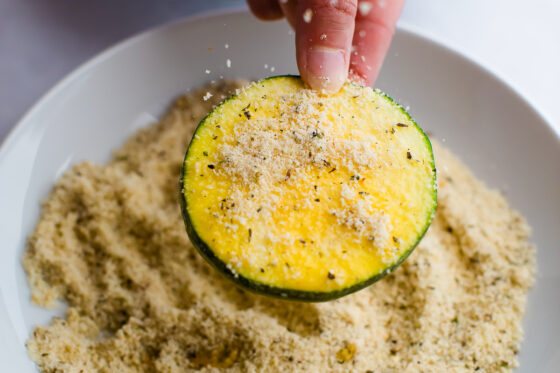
[24,81,536,373]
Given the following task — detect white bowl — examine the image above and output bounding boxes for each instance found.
[0,9,558,372]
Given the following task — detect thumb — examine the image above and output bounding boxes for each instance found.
[295,0,358,92]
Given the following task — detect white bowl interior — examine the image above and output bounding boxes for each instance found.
[0,11,558,372]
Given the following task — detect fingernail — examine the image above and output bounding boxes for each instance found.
[306,48,346,92]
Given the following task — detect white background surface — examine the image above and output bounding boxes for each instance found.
[1,0,559,141]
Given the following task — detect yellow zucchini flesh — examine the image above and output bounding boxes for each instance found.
[180,76,436,301]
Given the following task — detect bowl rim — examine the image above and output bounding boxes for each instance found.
[397,20,559,141]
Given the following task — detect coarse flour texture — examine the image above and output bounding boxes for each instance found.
[24,81,536,373]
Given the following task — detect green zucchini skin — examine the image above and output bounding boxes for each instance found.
[179,75,437,302]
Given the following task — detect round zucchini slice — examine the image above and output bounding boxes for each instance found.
[180,76,436,301]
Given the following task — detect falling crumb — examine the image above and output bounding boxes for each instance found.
[205,69,211,74]
[226,59,231,68]
[203,92,213,101]
[225,43,229,49]
[359,30,366,38]
[359,1,372,15]
[270,66,276,72]
[303,9,313,23]
[264,64,268,69]
[320,34,327,40]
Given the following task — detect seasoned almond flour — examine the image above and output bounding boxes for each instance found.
[24,81,535,373]
[208,84,397,259]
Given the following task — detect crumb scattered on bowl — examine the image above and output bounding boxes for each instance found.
[24,81,536,372]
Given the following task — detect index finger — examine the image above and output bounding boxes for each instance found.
[349,0,405,86]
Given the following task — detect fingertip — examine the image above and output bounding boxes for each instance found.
[350,21,394,86]
[303,48,347,92]
[350,0,405,86]
[348,68,368,86]
[295,0,358,92]
[305,71,346,93]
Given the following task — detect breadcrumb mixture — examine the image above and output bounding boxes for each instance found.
[214,84,392,253]
[24,81,535,373]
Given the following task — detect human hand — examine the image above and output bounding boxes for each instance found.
[247,0,405,92]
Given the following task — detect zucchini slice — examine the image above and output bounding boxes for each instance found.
[180,76,436,301]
